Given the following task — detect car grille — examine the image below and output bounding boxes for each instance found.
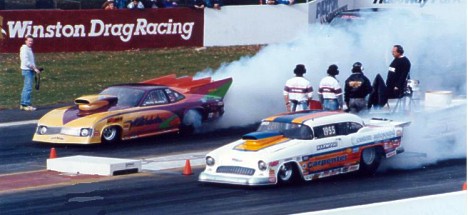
[38,126,62,135]
[216,166,255,176]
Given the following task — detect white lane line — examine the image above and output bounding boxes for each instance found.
[0,120,38,128]
[140,151,209,171]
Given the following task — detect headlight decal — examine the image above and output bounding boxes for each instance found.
[206,156,215,166]
[258,160,267,171]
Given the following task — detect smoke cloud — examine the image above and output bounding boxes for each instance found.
[196,3,466,167]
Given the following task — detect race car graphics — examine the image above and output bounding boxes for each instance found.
[33,74,232,144]
[199,111,408,186]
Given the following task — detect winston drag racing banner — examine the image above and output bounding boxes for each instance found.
[0,8,204,53]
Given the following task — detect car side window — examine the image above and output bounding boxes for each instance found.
[143,90,169,106]
[313,124,337,139]
[164,88,185,103]
[347,122,363,134]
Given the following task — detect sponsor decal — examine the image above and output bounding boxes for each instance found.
[316,142,338,151]
[51,136,64,140]
[126,115,163,129]
[373,131,395,141]
[353,131,395,144]
[316,0,338,19]
[5,18,194,43]
[308,155,347,167]
[372,0,462,7]
[316,0,348,24]
[386,150,397,158]
[354,135,372,144]
[107,117,123,123]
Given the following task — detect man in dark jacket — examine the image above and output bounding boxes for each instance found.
[344,62,372,114]
[385,45,411,99]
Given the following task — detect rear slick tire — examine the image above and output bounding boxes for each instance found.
[359,147,382,176]
[181,109,202,134]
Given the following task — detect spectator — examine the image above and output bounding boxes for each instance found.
[344,62,372,114]
[318,64,344,111]
[283,64,313,112]
[114,0,127,9]
[264,0,276,5]
[149,0,161,8]
[191,0,205,9]
[127,0,145,9]
[102,0,117,10]
[162,0,178,8]
[205,0,222,9]
[20,35,42,111]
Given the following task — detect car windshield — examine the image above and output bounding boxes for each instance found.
[257,121,314,140]
[100,86,145,107]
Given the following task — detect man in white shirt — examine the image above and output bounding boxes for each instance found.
[20,35,41,111]
[318,64,343,111]
[283,64,313,112]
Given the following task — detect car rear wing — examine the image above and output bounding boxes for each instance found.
[141,74,233,98]
[365,117,411,127]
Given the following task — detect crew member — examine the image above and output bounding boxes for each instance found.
[283,64,313,112]
[318,64,343,111]
[344,62,372,114]
[386,45,411,99]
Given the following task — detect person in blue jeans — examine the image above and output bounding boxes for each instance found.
[20,35,41,111]
[318,64,343,111]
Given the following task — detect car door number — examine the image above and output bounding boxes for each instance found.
[323,126,336,137]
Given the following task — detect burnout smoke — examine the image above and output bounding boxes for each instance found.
[196,3,466,165]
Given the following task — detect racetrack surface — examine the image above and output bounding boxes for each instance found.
[0,159,465,215]
[0,111,466,214]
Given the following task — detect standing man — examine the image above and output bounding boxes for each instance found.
[386,45,411,99]
[283,64,313,112]
[20,35,41,111]
[318,64,343,111]
[344,62,372,114]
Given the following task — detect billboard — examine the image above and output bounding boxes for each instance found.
[0,8,204,53]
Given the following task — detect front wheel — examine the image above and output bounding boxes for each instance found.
[101,126,121,144]
[359,147,382,175]
[277,163,300,185]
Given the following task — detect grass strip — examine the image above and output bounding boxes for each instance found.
[0,46,261,110]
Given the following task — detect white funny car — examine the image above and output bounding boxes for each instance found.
[199,111,409,186]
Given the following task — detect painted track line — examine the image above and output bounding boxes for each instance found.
[0,120,38,128]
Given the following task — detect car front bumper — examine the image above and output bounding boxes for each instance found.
[198,172,274,186]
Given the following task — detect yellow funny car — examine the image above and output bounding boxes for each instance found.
[33,74,232,144]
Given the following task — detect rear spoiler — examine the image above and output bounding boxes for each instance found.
[140,74,233,98]
[366,117,411,127]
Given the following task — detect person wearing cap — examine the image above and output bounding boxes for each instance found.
[318,64,343,111]
[283,64,313,112]
[344,62,372,114]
